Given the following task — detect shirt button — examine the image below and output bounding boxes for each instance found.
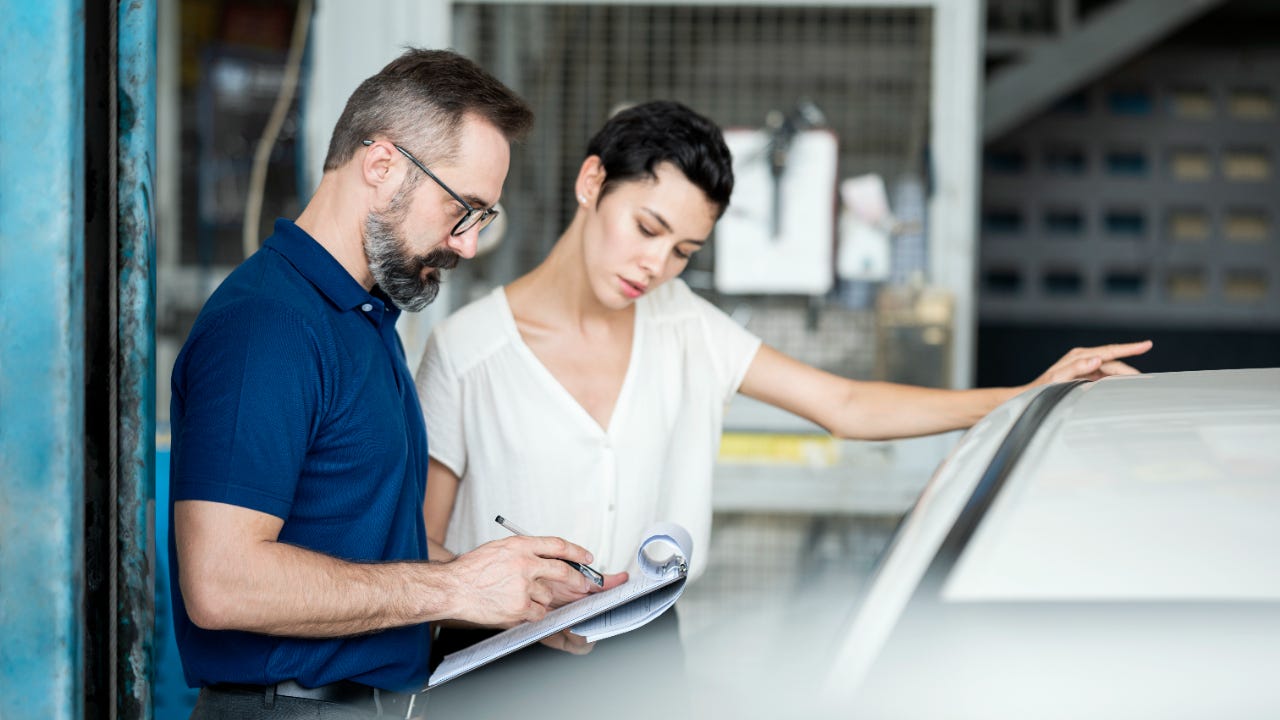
[361,303,373,312]
[608,504,616,511]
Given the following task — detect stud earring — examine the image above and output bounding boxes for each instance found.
[577,194,588,205]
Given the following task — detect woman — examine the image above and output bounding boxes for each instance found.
[416,100,1149,593]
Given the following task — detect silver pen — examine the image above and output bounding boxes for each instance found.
[494,515,605,587]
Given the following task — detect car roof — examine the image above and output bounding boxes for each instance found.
[950,367,1280,601]
[824,368,1280,707]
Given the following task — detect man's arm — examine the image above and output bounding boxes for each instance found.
[176,499,595,637]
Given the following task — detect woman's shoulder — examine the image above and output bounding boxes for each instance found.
[642,277,722,321]
[427,287,516,374]
[643,277,700,312]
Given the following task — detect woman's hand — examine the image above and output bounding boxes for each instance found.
[539,628,596,655]
[1027,340,1153,387]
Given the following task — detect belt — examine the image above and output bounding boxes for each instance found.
[212,679,427,718]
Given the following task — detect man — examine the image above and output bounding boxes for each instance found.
[170,49,601,719]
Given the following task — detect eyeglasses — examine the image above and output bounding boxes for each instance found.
[362,139,499,236]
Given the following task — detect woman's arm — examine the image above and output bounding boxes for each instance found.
[738,340,1151,440]
[424,458,462,561]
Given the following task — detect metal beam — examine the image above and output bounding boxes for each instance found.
[117,0,158,716]
[931,0,985,388]
[0,1,86,717]
[984,0,1226,142]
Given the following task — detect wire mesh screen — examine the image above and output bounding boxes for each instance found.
[453,3,934,286]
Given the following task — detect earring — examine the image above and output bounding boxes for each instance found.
[577,194,588,205]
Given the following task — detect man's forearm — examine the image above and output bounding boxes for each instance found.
[182,539,457,637]
[177,499,595,636]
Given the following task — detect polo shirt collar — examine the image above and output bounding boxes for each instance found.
[263,219,404,329]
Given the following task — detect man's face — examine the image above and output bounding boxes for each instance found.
[364,117,510,311]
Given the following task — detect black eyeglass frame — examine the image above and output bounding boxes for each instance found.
[362,138,498,237]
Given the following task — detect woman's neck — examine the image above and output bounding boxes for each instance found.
[508,214,630,333]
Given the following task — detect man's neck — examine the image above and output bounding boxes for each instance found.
[295,173,375,290]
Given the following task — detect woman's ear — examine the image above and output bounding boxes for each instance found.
[574,155,606,207]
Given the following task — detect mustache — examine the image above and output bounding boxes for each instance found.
[418,247,460,272]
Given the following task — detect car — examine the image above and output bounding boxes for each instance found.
[821,368,1280,719]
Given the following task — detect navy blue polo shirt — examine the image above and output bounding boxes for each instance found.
[169,219,431,691]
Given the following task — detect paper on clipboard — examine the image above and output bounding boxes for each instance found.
[427,523,693,689]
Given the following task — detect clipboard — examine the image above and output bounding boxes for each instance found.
[425,523,693,690]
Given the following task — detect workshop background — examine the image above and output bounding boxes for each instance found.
[2,0,1277,717]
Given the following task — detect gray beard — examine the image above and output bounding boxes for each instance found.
[363,192,458,312]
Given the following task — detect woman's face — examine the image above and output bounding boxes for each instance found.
[580,161,720,310]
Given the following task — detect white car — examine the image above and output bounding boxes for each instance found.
[823,369,1280,719]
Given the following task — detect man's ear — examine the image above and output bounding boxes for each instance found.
[360,139,399,191]
[574,155,606,206]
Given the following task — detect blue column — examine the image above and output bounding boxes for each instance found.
[118,0,158,716]
[0,1,86,717]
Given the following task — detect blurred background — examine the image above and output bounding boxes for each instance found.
[3,0,1278,717]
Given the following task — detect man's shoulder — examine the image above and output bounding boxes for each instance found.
[428,288,514,375]
[190,251,332,345]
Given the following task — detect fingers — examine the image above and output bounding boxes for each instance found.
[1077,339,1153,362]
[559,630,595,655]
[540,629,595,655]
[523,535,595,566]
[1039,340,1152,385]
[1099,360,1141,376]
[1055,340,1151,366]
[527,580,554,609]
[598,571,629,591]
[1074,355,1102,377]
[522,601,548,624]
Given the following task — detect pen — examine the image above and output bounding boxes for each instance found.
[494,515,605,587]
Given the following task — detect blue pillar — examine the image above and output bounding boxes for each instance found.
[118,0,158,716]
[0,1,86,717]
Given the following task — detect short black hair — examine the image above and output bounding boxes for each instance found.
[324,48,533,171]
[585,101,734,218]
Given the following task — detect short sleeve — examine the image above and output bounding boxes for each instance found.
[170,302,323,519]
[688,290,763,403]
[415,329,467,478]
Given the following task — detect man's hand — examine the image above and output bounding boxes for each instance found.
[536,570,627,653]
[442,536,597,626]
[1028,340,1152,387]
[547,569,629,609]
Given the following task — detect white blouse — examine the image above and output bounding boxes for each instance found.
[415,279,761,580]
